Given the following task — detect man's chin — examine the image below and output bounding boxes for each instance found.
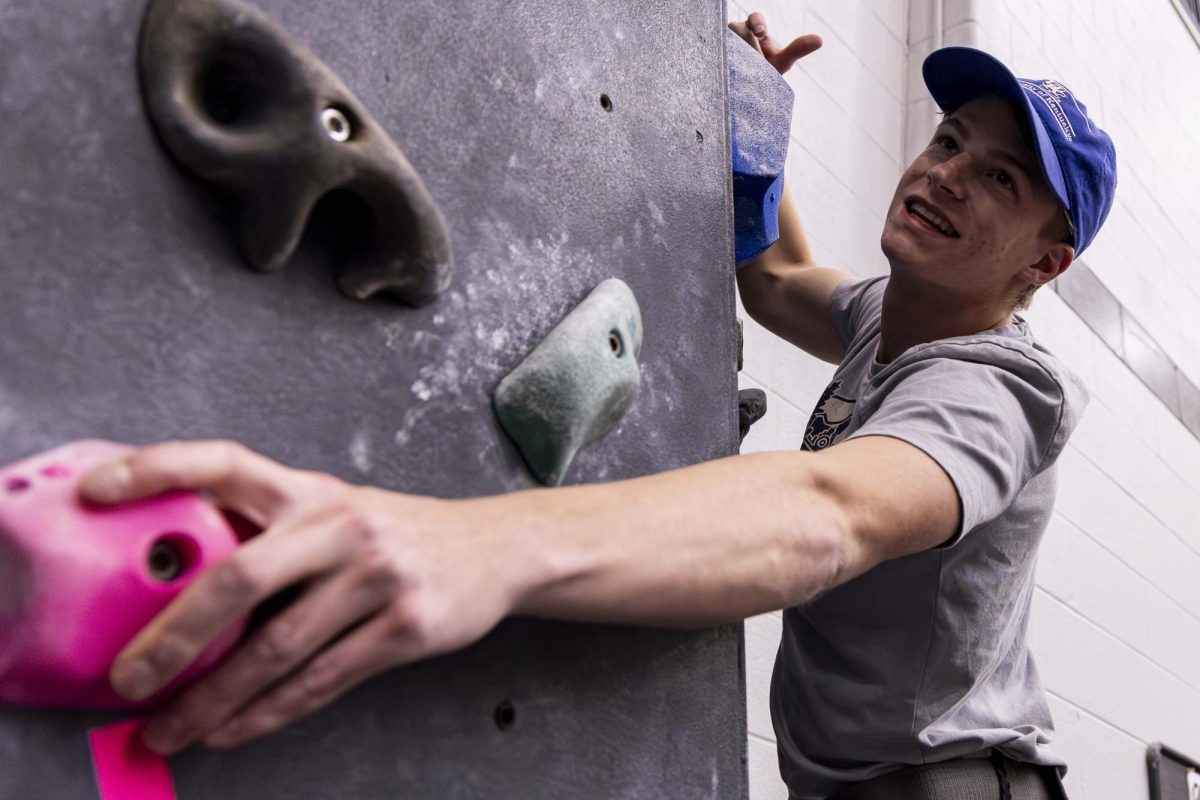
[880,236,942,282]
[880,228,914,265]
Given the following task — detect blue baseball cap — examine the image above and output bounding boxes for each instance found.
[922,47,1117,255]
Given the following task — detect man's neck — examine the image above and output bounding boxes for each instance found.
[877,277,1012,364]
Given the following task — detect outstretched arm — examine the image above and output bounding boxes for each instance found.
[81,434,957,754]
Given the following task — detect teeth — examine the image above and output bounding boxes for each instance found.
[907,201,957,236]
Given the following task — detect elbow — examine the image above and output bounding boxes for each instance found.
[796,476,865,602]
[736,265,781,320]
[825,500,863,597]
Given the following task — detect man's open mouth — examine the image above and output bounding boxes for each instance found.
[905,200,960,238]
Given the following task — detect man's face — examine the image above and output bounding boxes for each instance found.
[880,94,1068,304]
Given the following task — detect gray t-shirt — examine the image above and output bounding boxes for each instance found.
[772,276,1089,800]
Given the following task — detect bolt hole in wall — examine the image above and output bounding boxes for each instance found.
[599,93,613,112]
[493,700,516,731]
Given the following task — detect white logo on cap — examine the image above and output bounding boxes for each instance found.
[1040,80,1070,99]
[1020,79,1075,141]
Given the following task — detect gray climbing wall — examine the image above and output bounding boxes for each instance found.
[0,0,744,797]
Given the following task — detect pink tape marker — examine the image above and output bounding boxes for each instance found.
[88,719,177,800]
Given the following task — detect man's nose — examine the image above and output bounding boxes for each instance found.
[927,152,972,199]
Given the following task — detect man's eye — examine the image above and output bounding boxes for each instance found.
[992,170,1015,189]
[934,135,957,151]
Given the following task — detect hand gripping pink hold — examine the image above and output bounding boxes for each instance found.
[0,440,244,709]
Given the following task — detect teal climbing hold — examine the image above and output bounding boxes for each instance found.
[494,279,643,486]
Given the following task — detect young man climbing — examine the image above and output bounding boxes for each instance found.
[80,12,1115,800]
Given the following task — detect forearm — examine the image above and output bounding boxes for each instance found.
[493,451,852,628]
[740,182,815,284]
[733,177,850,363]
[736,180,828,331]
[769,181,815,267]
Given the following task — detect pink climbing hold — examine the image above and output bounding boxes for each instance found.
[0,439,243,709]
[89,718,178,800]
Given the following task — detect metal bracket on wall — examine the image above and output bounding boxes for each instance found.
[493,279,643,486]
[137,0,452,305]
[1147,742,1200,800]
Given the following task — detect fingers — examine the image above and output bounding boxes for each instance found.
[80,439,323,525]
[140,564,393,754]
[772,33,823,73]
[747,11,768,38]
[729,13,822,75]
[727,16,764,53]
[200,612,418,750]
[109,509,357,703]
[746,12,779,55]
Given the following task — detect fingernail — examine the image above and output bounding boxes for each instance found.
[81,462,132,503]
[111,658,156,701]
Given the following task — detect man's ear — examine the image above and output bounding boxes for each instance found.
[1023,242,1074,287]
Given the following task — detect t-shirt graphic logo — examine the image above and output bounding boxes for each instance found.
[802,379,856,451]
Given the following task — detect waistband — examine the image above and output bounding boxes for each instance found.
[830,752,1068,800]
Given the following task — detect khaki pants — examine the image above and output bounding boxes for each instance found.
[831,753,1068,800]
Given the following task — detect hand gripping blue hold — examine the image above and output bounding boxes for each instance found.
[726,28,795,267]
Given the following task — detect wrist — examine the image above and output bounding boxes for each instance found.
[463,488,591,618]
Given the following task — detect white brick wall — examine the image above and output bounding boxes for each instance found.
[729,2,1200,798]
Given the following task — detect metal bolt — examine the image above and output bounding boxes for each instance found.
[321,107,352,142]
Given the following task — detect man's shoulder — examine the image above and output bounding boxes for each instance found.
[830,275,888,347]
[892,323,1084,399]
[873,324,1091,462]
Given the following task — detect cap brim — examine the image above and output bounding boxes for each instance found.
[922,47,1070,212]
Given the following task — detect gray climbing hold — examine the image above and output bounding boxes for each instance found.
[737,388,767,443]
[494,279,643,486]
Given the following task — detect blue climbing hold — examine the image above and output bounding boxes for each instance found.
[727,28,795,266]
